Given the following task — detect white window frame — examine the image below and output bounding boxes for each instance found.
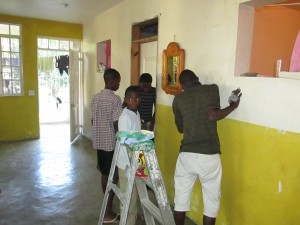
[0,23,22,96]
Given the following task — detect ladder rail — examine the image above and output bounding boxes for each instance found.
[118,150,140,224]
[143,149,176,224]
[111,183,124,203]
[135,178,157,225]
[98,140,121,225]
[141,199,163,224]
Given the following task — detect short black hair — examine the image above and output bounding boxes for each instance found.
[125,85,140,97]
[179,69,198,85]
[104,68,120,83]
[139,73,152,83]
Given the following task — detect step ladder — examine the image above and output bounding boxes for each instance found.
[98,131,175,225]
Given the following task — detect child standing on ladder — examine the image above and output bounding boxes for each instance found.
[117,85,142,225]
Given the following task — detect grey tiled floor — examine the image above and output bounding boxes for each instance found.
[0,123,197,225]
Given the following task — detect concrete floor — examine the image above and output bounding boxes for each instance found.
[0,124,197,225]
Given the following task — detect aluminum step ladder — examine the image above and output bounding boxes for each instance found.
[98,131,175,225]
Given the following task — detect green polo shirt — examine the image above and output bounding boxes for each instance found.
[172,83,221,154]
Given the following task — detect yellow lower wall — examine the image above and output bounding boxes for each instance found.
[155,104,300,225]
[0,14,82,141]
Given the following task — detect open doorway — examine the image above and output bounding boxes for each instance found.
[131,17,158,85]
[38,49,70,138]
[38,37,81,140]
[140,41,158,86]
[131,18,158,132]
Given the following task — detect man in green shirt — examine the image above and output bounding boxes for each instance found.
[172,69,241,225]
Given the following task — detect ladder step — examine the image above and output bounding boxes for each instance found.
[140,199,163,224]
[111,183,125,203]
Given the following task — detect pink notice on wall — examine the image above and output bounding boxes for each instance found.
[106,40,111,69]
[97,39,111,73]
[289,30,300,72]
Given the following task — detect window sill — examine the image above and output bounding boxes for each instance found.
[278,72,300,80]
[239,72,300,80]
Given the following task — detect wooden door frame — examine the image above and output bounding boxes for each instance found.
[131,18,158,85]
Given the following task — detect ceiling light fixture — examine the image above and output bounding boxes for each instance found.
[61,3,69,8]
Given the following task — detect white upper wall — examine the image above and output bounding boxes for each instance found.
[82,0,300,136]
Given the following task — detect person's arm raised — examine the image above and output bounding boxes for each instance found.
[207,90,242,122]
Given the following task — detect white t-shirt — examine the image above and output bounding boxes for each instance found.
[117,107,141,170]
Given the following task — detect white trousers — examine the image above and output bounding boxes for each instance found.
[174,152,222,218]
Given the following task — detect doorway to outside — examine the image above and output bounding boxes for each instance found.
[37,37,82,141]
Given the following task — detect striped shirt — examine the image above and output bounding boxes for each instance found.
[172,83,221,154]
[91,89,122,151]
[138,87,156,123]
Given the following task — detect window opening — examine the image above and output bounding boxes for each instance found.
[235,0,300,80]
[0,23,21,96]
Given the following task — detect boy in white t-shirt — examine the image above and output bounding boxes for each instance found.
[117,85,141,224]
